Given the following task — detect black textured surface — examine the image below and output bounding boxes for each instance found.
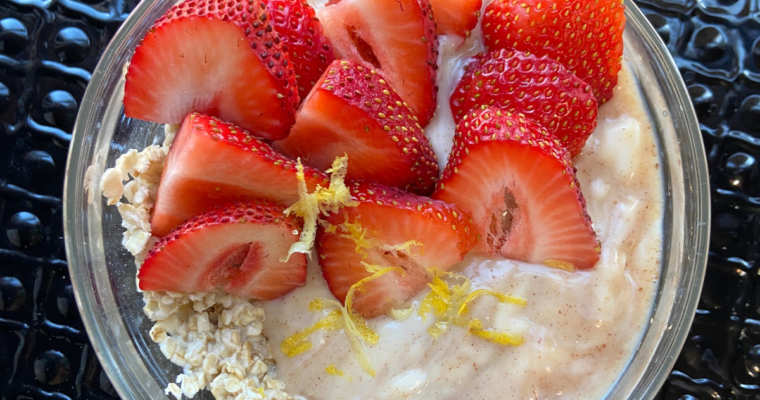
[0,0,136,398]
[637,0,760,398]
[0,0,758,399]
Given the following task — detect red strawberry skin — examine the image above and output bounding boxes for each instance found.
[275,59,439,195]
[451,49,598,157]
[318,181,478,318]
[482,0,625,104]
[433,109,599,269]
[124,0,299,140]
[429,0,482,37]
[139,201,307,301]
[317,0,439,125]
[151,113,328,238]
[266,0,335,99]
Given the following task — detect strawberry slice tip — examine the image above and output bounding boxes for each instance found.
[138,201,307,300]
[124,0,299,140]
[275,59,439,195]
[429,0,483,37]
[451,49,598,157]
[266,0,336,100]
[318,181,478,318]
[432,108,600,270]
[317,0,439,125]
[151,113,328,237]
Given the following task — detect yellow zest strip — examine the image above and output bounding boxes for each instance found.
[467,319,523,346]
[340,219,373,258]
[418,270,526,346]
[308,297,333,312]
[419,271,470,322]
[289,267,400,377]
[325,364,345,377]
[337,297,376,377]
[340,219,423,261]
[388,240,424,256]
[288,296,376,375]
[419,275,451,321]
[362,262,407,278]
[344,268,402,347]
[543,259,577,272]
[427,321,448,339]
[390,305,414,321]
[361,262,386,274]
[338,267,403,376]
[457,289,527,317]
[282,155,357,262]
[280,310,343,357]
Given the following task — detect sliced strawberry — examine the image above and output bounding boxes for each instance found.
[139,201,306,300]
[432,109,599,269]
[317,181,478,318]
[429,0,482,37]
[317,0,439,125]
[151,113,328,238]
[275,60,439,195]
[451,49,598,157]
[265,0,335,99]
[482,0,625,104]
[124,0,298,140]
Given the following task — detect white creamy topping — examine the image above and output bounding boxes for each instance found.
[425,35,485,171]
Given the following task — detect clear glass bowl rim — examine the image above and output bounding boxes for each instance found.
[63,1,710,399]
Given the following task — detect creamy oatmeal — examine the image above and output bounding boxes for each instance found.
[259,24,663,400]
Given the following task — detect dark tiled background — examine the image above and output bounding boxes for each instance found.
[0,0,758,398]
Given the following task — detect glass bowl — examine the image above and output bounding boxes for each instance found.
[63,1,710,399]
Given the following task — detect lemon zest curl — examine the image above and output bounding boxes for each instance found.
[282,155,358,262]
[281,267,401,376]
[418,271,526,346]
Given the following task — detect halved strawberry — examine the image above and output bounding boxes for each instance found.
[151,113,328,238]
[275,60,439,195]
[429,0,482,37]
[317,0,439,125]
[124,0,298,140]
[482,0,625,104]
[318,181,478,318]
[266,0,335,99]
[432,109,599,269]
[139,201,306,300]
[451,49,598,157]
